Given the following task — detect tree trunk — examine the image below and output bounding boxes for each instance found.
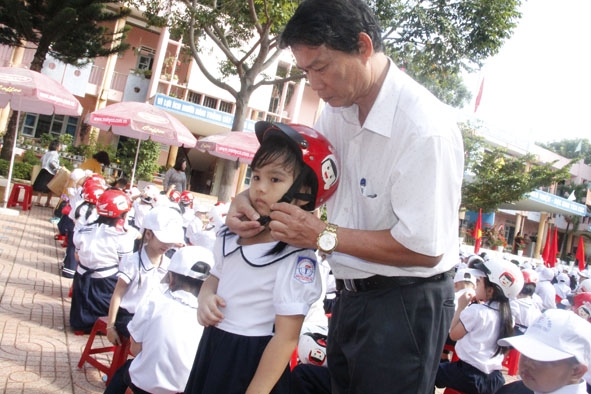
[216,96,249,203]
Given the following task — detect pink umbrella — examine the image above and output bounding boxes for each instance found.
[86,102,197,187]
[196,131,260,164]
[0,67,82,211]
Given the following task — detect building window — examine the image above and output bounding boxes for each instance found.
[203,96,217,109]
[187,91,202,104]
[21,113,79,138]
[136,54,153,71]
[219,100,233,114]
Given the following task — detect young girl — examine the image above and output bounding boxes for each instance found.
[435,258,524,394]
[105,206,184,346]
[70,189,139,333]
[184,122,340,394]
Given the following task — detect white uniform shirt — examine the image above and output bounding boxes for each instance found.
[455,302,504,374]
[554,282,572,300]
[41,150,60,175]
[213,232,323,337]
[128,289,202,394]
[535,380,588,394]
[317,59,464,279]
[74,223,135,278]
[132,200,153,230]
[117,246,170,313]
[510,297,542,331]
[536,280,557,310]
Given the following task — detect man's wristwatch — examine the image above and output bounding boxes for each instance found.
[317,223,338,254]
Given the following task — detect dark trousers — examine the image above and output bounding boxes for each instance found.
[328,274,454,394]
[436,360,505,394]
[290,364,331,394]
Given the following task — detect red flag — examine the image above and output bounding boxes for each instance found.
[474,78,485,113]
[542,227,552,266]
[577,236,586,271]
[473,209,482,254]
[548,227,559,268]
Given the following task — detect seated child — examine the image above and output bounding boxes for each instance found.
[104,245,213,394]
[511,268,542,335]
[498,309,591,394]
[453,268,482,310]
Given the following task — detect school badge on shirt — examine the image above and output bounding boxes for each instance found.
[294,256,316,284]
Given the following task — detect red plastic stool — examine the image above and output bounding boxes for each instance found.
[77,317,131,384]
[290,347,299,371]
[443,388,467,394]
[502,348,520,376]
[7,183,33,211]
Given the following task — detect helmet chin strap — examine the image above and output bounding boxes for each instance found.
[256,172,314,226]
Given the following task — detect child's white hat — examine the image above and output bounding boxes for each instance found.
[498,309,591,369]
[168,246,213,280]
[143,206,184,244]
[453,268,485,286]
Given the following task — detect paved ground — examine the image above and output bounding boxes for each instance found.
[0,198,519,394]
[0,200,106,393]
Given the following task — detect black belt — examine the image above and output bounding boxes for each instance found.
[335,271,451,293]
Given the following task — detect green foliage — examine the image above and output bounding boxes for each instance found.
[0,159,33,180]
[117,139,160,182]
[22,150,41,165]
[461,122,574,213]
[538,139,591,165]
[39,133,55,148]
[379,0,522,107]
[58,133,74,147]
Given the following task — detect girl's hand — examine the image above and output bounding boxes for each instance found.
[106,326,121,346]
[197,294,227,327]
[457,289,476,310]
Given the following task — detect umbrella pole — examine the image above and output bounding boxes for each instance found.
[2,110,21,210]
[129,139,141,189]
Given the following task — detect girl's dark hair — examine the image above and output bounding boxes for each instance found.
[519,282,536,297]
[75,201,95,222]
[94,215,121,227]
[49,140,60,151]
[173,158,187,171]
[93,151,111,166]
[169,272,203,296]
[483,276,514,356]
[279,0,384,53]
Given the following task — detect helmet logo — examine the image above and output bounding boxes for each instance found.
[321,154,338,191]
[499,272,515,288]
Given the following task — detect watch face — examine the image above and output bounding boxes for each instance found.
[319,233,336,251]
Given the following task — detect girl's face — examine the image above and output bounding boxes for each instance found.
[475,277,488,302]
[145,230,175,256]
[249,160,295,217]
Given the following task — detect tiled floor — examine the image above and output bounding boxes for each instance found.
[0,201,106,393]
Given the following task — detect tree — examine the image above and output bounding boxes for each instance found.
[118,139,160,182]
[538,139,591,165]
[376,0,522,107]
[0,0,131,161]
[461,122,574,213]
[131,0,521,202]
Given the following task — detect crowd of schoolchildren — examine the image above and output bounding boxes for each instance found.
[54,124,591,394]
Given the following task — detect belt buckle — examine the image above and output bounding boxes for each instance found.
[343,279,358,292]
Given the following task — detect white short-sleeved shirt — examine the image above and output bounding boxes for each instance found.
[132,200,153,230]
[74,223,136,278]
[117,246,170,313]
[212,231,323,337]
[510,297,542,330]
[317,60,464,279]
[128,289,202,394]
[554,282,572,300]
[536,280,557,310]
[455,302,504,374]
[536,380,588,394]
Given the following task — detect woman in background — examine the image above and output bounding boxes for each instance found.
[33,139,60,208]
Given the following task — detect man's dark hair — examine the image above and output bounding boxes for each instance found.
[279,0,384,53]
[93,151,110,166]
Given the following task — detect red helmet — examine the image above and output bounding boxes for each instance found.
[254,122,339,210]
[169,190,181,203]
[96,189,132,218]
[180,190,194,205]
[86,173,107,188]
[521,268,538,284]
[82,182,105,204]
[573,292,591,322]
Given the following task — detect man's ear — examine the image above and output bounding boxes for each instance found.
[357,32,374,59]
[572,363,587,380]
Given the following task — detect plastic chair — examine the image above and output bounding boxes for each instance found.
[443,388,467,394]
[7,183,33,211]
[502,348,520,376]
[443,344,460,362]
[77,317,131,384]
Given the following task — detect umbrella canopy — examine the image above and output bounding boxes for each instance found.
[86,102,197,187]
[0,67,82,210]
[196,131,260,164]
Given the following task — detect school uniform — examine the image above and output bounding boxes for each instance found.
[184,230,322,394]
[113,247,170,336]
[540,380,588,394]
[536,280,557,310]
[436,302,506,394]
[510,297,542,335]
[132,200,153,230]
[125,289,202,394]
[70,223,136,332]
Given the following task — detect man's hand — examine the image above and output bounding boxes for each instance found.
[268,202,326,249]
[226,190,265,238]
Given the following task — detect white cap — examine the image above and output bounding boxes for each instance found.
[579,270,591,279]
[557,273,570,284]
[453,268,485,286]
[498,309,591,369]
[143,206,184,244]
[579,279,591,293]
[70,168,86,182]
[168,246,213,280]
[208,202,229,229]
[537,266,555,281]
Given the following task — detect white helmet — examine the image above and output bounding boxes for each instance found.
[141,184,159,204]
[297,332,328,367]
[579,279,591,293]
[473,259,524,299]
